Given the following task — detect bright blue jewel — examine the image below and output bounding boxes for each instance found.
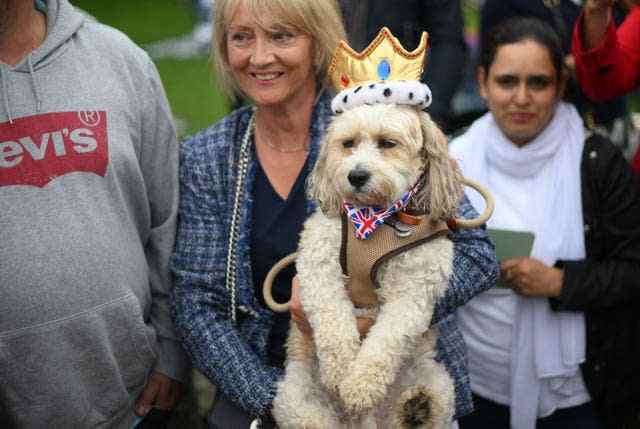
[377,59,391,80]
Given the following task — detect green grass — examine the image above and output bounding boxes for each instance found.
[155,58,230,138]
[73,0,195,43]
[631,93,640,113]
[71,0,230,138]
[462,0,480,34]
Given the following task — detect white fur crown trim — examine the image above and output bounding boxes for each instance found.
[331,80,432,114]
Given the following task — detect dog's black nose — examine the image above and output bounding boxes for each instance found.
[348,169,370,188]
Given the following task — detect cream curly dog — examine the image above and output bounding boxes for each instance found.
[261,26,495,429]
[266,102,474,429]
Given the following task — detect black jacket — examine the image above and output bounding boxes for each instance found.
[551,134,640,428]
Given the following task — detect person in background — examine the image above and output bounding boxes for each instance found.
[572,0,640,174]
[451,16,640,429]
[0,0,186,427]
[480,0,632,153]
[170,0,498,427]
[338,0,468,134]
[192,0,215,52]
[144,0,215,60]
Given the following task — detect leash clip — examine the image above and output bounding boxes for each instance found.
[384,217,412,237]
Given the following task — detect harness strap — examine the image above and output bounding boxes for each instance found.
[340,213,450,308]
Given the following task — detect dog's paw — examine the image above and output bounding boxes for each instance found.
[393,385,451,429]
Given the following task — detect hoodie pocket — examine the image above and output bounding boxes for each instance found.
[0,293,157,428]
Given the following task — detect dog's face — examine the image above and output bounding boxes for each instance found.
[308,103,463,220]
[325,104,424,207]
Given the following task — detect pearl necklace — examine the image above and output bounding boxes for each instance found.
[224,111,255,323]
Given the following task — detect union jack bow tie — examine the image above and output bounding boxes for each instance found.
[342,178,422,240]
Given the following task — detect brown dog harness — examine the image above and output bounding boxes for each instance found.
[340,213,451,309]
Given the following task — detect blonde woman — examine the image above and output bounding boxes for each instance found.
[170,0,498,427]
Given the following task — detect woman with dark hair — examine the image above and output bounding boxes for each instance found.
[451,16,640,429]
[479,0,630,152]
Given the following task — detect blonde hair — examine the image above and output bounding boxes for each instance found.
[213,0,346,102]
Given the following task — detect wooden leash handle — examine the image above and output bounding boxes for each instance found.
[451,177,495,229]
[262,252,297,313]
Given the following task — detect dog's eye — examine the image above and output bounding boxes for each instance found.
[342,140,354,149]
[378,139,397,149]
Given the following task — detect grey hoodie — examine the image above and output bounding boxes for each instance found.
[0,1,186,427]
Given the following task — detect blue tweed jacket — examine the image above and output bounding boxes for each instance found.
[170,94,499,420]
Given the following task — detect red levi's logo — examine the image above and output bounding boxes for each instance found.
[0,111,108,187]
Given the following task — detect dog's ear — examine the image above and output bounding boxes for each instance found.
[416,112,463,220]
[307,130,342,216]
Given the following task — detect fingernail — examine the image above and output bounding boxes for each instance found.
[136,405,151,416]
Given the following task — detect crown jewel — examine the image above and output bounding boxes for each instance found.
[329,27,429,91]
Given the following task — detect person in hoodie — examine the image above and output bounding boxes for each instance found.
[0,0,186,427]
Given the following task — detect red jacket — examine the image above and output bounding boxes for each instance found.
[572,6,640,174]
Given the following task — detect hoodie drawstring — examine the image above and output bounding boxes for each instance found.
[27,54,43,113]
[0,65,14,124]
[0,55,43,124]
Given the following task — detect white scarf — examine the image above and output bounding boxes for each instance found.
[451,102,587,429]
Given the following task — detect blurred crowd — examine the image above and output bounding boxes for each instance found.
[1,1,639,429]
[147,0,639,158]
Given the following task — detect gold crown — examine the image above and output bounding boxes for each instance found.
[328,27,429,92]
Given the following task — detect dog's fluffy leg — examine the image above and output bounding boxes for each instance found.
[381,331,455,429]
[337,292,432,415]
[338,240,453,416]
[296,212,361,395]
[273,323,342,429]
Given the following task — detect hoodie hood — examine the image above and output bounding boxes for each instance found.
[16,0,84,72]
[0,0,84,122]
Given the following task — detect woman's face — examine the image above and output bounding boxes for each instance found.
[478,39,564,146]
[225,2,316,109]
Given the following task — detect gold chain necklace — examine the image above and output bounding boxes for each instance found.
[255,121,309,153]
[263,137,309,153]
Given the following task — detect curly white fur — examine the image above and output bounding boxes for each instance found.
[272,104,460,428]
[331,80,432,114]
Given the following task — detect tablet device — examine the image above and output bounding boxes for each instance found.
[487,228,535,288]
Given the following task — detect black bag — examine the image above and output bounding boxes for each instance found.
[207,394,276,429]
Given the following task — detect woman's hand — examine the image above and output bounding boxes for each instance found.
[135,371,182,416]
[583,0,617,49]
[290,276,374,338]
[290,276,313,336]
[585,0,617,13]
[501,257,563,298]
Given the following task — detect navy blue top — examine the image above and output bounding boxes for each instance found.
[251,157,310,368]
